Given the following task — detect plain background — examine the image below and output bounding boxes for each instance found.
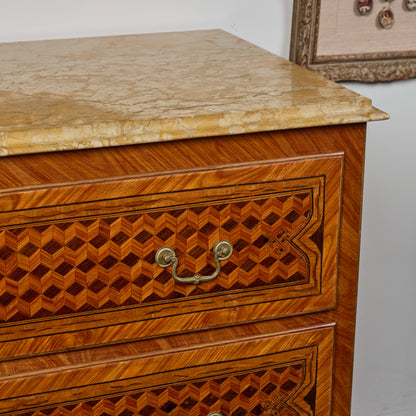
[0,1,415,415]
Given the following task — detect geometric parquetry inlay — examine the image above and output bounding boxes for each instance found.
[0,190,323,322]
[16,362,316,416]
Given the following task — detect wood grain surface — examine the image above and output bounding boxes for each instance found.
[0,319,334,415]
[0,156,341,333]
[0,123,367,415]
[0,147,342,356]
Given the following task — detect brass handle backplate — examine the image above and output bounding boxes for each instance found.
[155,240,233,285]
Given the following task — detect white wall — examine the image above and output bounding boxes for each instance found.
[0,0,291,57]
[345,80,416,416]
[1,2,415,415]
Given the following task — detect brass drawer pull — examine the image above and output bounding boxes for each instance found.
[155,240,233,285]
[207,413,224,416]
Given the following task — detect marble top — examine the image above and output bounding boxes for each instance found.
[0,30,387,156]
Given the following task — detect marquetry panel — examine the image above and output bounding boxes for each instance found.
[17,365,313,416]
[0,154,342,325]
[0,185,321,323]
[8,324,333,416]
[0,120,364,416]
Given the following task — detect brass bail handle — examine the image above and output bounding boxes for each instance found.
[155,240,233,285]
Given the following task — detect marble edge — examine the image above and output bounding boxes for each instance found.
[0,106,389,157]
[367,106,390,121]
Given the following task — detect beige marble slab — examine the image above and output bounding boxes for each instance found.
[0,30,387,156]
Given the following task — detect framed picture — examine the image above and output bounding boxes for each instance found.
[290,0,416,82]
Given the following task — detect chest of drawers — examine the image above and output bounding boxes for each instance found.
[0,30,387,415]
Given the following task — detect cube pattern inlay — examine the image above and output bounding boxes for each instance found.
[0,190,322,322]
[17,362,316,416]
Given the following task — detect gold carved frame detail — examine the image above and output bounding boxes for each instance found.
[290,0,416,82]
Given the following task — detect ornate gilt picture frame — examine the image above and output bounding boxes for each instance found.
[290,0,416,82]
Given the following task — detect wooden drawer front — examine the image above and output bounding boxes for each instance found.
[0,323,334,415]
[0,155,341,339]
[0,183,322,322]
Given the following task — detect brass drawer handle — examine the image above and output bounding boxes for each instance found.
[155,240,233,285]
[207,413,224,416]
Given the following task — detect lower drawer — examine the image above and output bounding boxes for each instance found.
[0,320,334,415]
